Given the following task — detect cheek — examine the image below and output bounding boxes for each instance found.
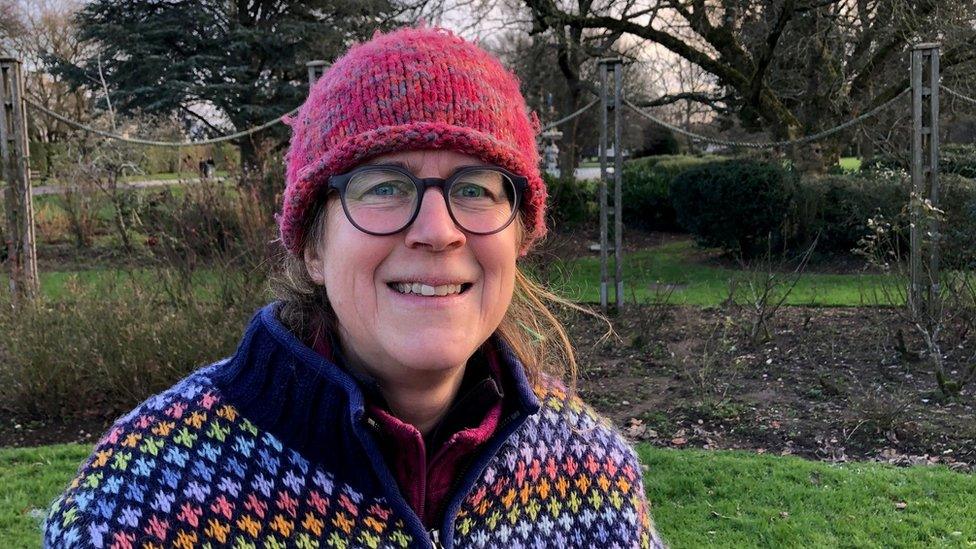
[320,212,389,314]
[476,232,520,318]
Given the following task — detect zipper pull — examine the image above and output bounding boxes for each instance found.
[429,528,445,549]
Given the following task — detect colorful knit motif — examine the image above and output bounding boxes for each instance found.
[44,373,663,548]
[280,26,547,256]
[45,304,666,548]
[452,382,661,548]
[45,365,417,549]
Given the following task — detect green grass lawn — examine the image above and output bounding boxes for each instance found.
[0,444,90,548]
[640,446,976,548]
[3,267,258,302]
[545,240,895,306]
[8,239,899,307]
[3,443,973,548]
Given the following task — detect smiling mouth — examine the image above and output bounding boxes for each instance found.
[387,282,474,296]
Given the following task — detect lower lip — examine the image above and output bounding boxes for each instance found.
[385,284,472,308]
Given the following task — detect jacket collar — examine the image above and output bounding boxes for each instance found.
[209,302,540,465]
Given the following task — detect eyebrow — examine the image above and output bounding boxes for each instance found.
[363,159,417,171]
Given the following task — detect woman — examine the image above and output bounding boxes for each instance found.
[45,27,666,548]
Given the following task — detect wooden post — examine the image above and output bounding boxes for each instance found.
[910,43,940,318]
[910,47,923,314]
[0,57,38,302]
[598,58,624,312]
[598,61,609,311]
[927,47,941,310]
[613,63,624,310]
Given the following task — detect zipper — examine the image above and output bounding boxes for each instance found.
[417,429,428,524]
[429,527,445,549]
[367,414,430,525]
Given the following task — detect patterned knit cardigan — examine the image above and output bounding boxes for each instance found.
[44,303,667,549]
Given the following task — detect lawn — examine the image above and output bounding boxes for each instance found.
[3,443,973,548]
[640,446,976,548]
[7,239,898,306]
[544,240,895,306]
[0,444,90,549]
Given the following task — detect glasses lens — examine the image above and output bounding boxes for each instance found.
[343,168,418,233]
[449,169,517,233]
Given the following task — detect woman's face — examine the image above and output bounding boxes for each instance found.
[304,150,520,381]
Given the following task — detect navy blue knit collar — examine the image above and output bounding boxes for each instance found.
[209,302,540,466]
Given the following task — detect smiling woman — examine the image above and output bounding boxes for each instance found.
[44,27,666,549]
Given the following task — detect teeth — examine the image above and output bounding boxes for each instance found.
[393,282,464,296]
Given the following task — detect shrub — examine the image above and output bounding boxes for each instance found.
[862,144,976,178]
[670,159,798,257]
[0,165,279,420]
[941,144,976,178]
[33,198,73,244]
[137,177,279,309]
[0,281,262,420]
[794,171,976,267]
[793,170,906,257]
[28,141,69,180]
[633,124,680,158]
[621,154,722,231]
[941,175,976,269]
[543,172,598,228]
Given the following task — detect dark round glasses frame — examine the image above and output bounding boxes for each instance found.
[327,164,529,236]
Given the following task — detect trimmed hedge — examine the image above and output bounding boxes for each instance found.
[621,155,724,231]
[540,154,976,267]
[670,159,798,258]
[793,171,906,257]
[939,175,976,269]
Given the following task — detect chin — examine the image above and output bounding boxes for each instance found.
[389,338,477,372]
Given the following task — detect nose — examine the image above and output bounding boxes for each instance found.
[403,188,466,251]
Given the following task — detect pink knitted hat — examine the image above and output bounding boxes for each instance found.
[280,26,547,256]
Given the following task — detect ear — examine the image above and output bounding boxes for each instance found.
[303,244,327,286]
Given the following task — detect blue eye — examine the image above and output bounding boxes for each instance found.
[455,184,487,199]
[369,183,400,196]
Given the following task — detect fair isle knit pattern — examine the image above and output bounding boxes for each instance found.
[453,382,660,548]
[45,365,416,549]
[44,304,665,548]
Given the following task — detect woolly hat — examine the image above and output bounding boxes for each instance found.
[280,26,547,256]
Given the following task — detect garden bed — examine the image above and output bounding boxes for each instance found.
[571,304,975,472]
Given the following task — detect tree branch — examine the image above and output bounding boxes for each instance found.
[179,104,227,136]
[637,91,731,110]
[524,0,800,129]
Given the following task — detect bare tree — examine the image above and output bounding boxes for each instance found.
[0,0,94,176]
[523,0,976,171]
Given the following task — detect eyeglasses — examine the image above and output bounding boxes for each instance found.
[327,164,527,236]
